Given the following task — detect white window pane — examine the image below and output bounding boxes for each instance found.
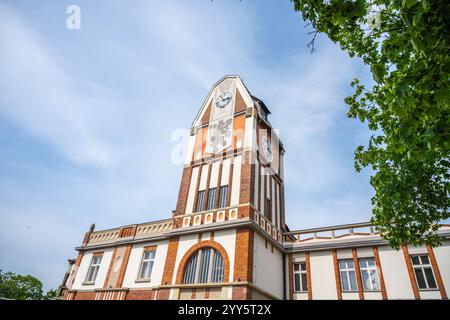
[349,271,357,291]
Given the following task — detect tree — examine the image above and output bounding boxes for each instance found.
[292,0,450,248]
[0,270,56,300]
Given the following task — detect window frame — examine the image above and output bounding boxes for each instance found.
[206,188,217,211]
[84,252,103,284]
[411,254,438,291]
[195,190,206,212]
[136,247,157,282]
[338,259,358,292]
[359,257,380,291]
[293,262,308,293]
[183,247,224,284]
[218,185,228,208]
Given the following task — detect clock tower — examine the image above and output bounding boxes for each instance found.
[168,75,287,299]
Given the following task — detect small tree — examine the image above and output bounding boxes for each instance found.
[0,270,56,300]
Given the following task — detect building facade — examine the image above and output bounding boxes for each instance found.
[60,76,450,300]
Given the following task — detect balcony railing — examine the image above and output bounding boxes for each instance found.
[284,222,376,243]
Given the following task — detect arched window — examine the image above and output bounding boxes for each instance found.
[183,247,224,284]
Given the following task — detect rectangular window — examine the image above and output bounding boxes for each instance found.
[265,198,271,221]
[85,254,102,283]
[293,262,308,292]
[411,255,438,290]
[218,185,228,208]
[195,190,205,212]
[137,249,156,281]
[339,259,358,292]
[206,188,216,211]
[359,258,380,291]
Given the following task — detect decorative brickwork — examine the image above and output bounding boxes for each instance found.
[161,237,180,285]
[233,228,254,283]
[174,166,193,216]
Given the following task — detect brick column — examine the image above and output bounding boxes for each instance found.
[306,252,312,300]
[402,245,420,300]
[426,245,448,299]
[352,248,364,300]
[332,250,342,300]
[373,246,387,300]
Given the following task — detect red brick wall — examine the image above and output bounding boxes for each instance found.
[233,228,254,283]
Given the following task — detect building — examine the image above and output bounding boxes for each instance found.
[60,76,450,300]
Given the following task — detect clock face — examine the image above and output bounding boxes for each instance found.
[262,136,273,162]
[215,92,232,108]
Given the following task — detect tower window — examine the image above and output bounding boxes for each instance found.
[137,249,156,281]
[85,253,103,283]
[359,258,380,291]
[339,259,358,292]
[265,198,271,221]
[183,248,224,284]
[293,262,308,292]
[219,185,228,208]
[206,188,216,211]
[195,190,205,212]
[411,255,437,290]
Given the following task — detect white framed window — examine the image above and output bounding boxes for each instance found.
[183,248,224,284]
[293,262,307,292]
[206,188,216,210]
[85,254,102,283]
[137,249,156,281]
[411,255,438,290]
[195,190,205,212]
[339,259,358,292]
[219,185,228,208]
[359,258,380,291]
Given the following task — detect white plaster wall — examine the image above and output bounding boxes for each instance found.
[378,246,414,299]
[209,160,220,188]
[342,292,359,300]
[253,233,283,299]
[260,171,265,213]
[214,229,236,282]
[243,115,254,149]
[72,248,113,290]
[122,240,168,289]
[199,164,209,190]
[221,158,230,186]
[420,291,441,299]
[172,233,198,284]
[364,291,382,300]
[185,166,199,214]
[184,134,196,165]
[433,240,450,296]
[309,250,338,299]
[253,161,259,208]
[230,155,241,206]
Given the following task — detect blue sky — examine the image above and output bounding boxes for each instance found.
[0,0,374,291]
